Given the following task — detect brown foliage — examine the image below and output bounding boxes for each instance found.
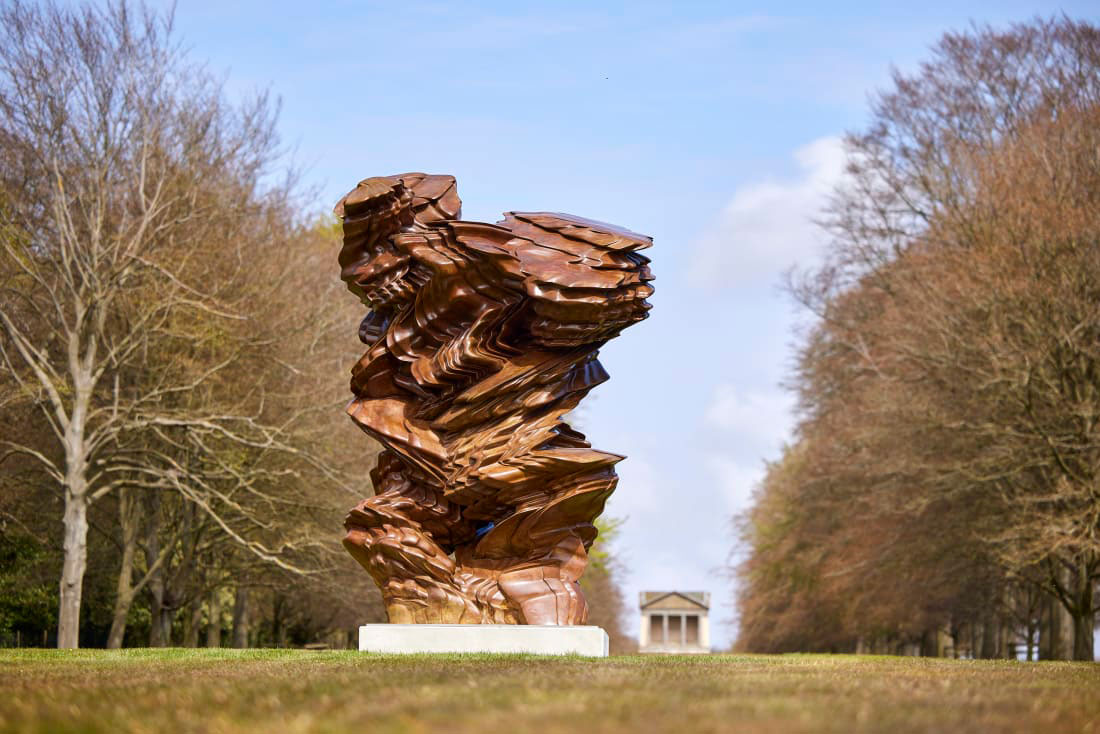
[738,17,1100,659]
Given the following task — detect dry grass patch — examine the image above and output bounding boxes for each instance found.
[0,650,1096,734]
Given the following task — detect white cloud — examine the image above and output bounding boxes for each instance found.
[705,455,766,516]
[610,452,661,515]
[704,383,794,454]
[655,15,785,49]
[702,382,795,514]
[689,136,847,287]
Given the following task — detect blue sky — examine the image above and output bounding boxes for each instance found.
[157,0,1098,648]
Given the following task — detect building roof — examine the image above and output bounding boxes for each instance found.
[639,591,710,610]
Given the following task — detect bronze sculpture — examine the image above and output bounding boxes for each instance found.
[336,173,652,625]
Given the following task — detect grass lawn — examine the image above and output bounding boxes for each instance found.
[0,649,1097,734]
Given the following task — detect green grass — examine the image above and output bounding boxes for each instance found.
[0,649,1097,733]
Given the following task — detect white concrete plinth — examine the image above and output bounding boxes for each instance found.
[357,624,609,657]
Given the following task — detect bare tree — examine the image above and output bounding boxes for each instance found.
[0,0,307,647]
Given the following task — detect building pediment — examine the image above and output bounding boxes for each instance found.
[639,591,709,611]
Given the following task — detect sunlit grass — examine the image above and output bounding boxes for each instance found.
[1,649,1097,733]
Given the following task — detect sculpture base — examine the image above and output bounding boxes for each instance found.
[357,624,609,657]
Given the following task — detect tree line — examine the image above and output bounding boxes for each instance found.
[735,18,1100,661]
[0,0,392,648]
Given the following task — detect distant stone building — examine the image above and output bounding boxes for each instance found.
[638,591,710,653]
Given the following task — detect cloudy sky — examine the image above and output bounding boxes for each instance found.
[158,0,1096,648]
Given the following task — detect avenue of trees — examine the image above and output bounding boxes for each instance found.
[735,18,1100,660]
[0,0,632,650]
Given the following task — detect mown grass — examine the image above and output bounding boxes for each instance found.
[0,649,1097,734]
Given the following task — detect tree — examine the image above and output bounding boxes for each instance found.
[94,213,383,648]
[0,0,307,647]
[819,18,1100,660]
[739,17,1100,659]
[580,517,634,654]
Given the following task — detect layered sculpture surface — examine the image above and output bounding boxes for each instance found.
[336,173,653,625]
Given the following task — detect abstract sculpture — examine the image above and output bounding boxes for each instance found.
[335,173,652,625]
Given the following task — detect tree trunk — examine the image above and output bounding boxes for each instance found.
[1002,623,1015,660]
[182,596,202,648]
[148,600,171,647]
[148,596,165,647]
[145,492,170,647]
[156,599,175,646]
[919,628,936,657]
[56,372,94,650]
[206,589,222,647]
[57,487,88,649]
[1052,602,1067,660]
[272,594,285,649]
[1042,591,1074,660]
[1071,569,1094,661]
[105,576,135,649]
[232,587,250,648]
[1047,566,1076,660]
[1039,597,1053,659]
[106,488,139,649]
[980,619,998,659]
[1026,618,1037,661]
[1071,610,1094,661]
